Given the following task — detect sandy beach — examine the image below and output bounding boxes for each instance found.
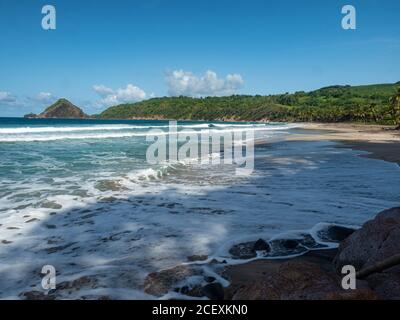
[289,123,400,164]
[220,123,400,300]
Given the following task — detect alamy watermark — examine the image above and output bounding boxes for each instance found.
[41,5,56,30]
[40,5,357,31]
[41,265,56,291]
[145,121,255,176]
[342,5,356,30]
[341,265,357,290]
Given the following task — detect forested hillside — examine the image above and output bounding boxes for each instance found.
[98,82,400,124]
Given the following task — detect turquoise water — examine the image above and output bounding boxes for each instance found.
[0,118,399,299]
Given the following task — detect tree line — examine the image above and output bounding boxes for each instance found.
[98,82,400,127]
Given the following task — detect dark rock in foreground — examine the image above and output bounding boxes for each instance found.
[318,225,356,243]
[334,207,400,299]
[229,233,328,260]
[253,239,270,251]
[229,241,257,259]
[201,283,224,300]
[229,238,271,260]
[269,238,308,256]
[334,207,400,271]
[223,249,378,300]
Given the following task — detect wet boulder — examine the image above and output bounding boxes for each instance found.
[333,207,400,299]
[202,283,225,300]
[334,207,400,271]
[318,225,356,243]
[229,239,270,260]
[253,239,270,251]
[298,234,328,249]
[269,239,308,256]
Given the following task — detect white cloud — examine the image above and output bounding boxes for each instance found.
[0,91,60,116]
[92,85,114,96]
[37,92,52,101]
[34,92,56,104]
[93,84,147,106]
[20,92,57,109]
[166,70,244,97]
[0,91,17,104]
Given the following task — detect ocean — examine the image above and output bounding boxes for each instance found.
[0,118,399,299]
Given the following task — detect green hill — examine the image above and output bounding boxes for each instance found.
[98,82,400,124]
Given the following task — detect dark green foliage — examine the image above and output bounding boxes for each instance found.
[390,87,400,128]
[98,82,399,124]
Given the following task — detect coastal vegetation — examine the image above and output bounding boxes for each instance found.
[390,88,400,129]
[98,82,400,124]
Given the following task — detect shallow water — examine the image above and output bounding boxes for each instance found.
[0,118,399,299]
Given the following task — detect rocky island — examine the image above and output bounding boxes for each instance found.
[24,98,88,119]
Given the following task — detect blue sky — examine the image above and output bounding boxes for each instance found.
[0,0,399,116]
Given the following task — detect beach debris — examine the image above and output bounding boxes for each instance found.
[357,253,400,279]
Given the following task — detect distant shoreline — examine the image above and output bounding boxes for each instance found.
[288,123,400,165]
[2,117,399,164]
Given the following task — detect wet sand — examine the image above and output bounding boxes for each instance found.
[290,123,400,164]
[222,123,400,300]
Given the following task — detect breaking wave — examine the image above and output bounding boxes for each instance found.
[0,122,298,142]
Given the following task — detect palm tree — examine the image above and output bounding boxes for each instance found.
[390,88,400,129]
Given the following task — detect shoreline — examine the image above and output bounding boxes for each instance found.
[220,123,400,300]
[2,119,399,300]
[288,123,400,164]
